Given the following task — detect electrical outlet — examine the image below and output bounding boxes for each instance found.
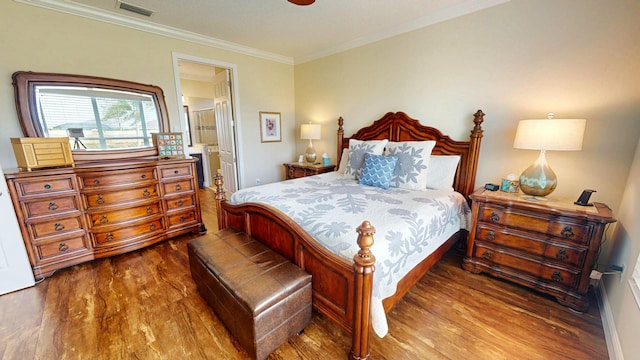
[256,178,261,185]
[590,270,602,280]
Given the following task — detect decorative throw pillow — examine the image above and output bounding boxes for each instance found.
[344,139,388,179]
[425,155,461,191]
[384,141,436,190]
[337,148,349,175]
[358,153,398,190]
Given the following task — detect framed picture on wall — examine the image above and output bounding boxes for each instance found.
[259,111,281,142]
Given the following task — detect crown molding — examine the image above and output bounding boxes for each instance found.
[14,0,294,65]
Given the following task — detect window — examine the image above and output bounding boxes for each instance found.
[36,86,160,150]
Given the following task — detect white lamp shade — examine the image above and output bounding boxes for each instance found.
[300,123,321,140]
[513,118,586,151]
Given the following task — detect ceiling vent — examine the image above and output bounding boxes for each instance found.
[117,1,153,17]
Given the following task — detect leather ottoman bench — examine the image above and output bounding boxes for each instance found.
[187,229,312,360]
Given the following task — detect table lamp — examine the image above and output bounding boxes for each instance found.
[513,113,586,196]
[301,123,321,163]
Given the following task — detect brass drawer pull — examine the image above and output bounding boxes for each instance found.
[561,226,574,238]
[180,215,186,223]
[556,249,568,261]
[58,242,69,252]
[174,170,179,174]
[96,195,105,205]
[175,184,182,191]
[44,184,52,190]
[94,179,100,185]
[150,223,156,231]
[551,271,563,283]
[177,200,184,206]
[485,231,495,241]
[100,215,109,224]
[489,212,500,223]
[143,189,151,197]
[141,174,147,179]
[54,223,65,231]
[105,233,114,242]
[482,250,492,260]
[48,202,59,211]
[146,206,153,215]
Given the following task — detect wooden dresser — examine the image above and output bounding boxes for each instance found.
[4,157,206,279]
[462,188,616,311]
[283,162,335,179]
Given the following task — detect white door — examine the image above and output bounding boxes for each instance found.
[213,69,239,195]
[0,165,35,295]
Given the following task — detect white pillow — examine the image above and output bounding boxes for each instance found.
[384,141,436,190]
[337,148,349,175]
[344,139,389,179]
[425,155,461,191]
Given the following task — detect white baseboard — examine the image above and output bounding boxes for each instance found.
[595,281,624,360]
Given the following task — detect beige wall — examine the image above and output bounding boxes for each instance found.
[293,1,640,358]
[604,137,640,357]
[294,0,640,212]
[0,0,295,187]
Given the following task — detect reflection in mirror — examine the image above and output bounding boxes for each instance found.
[13,71,170,161]
[36,86,160,150]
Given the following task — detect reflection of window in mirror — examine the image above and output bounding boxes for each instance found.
[183,105,192,146]
[35,86,161,150]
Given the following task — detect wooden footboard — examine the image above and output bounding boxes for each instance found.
[214,173,375,359]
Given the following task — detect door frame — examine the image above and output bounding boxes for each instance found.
[171,52,244,190]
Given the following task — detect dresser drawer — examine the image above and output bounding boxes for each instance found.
[162,179,194,195]
[165,195,195,210]
[478,205,590,245]
[84,186,159,207]
[13,176,76,197]
[159,165,192,179]
[29,216,84,240]
[23,196,80,218]
[167,209,197,228]
[36,235,90,260]
[91,218,165,246]
[475,225,587,268]
[79,169,156,189]
[87,202,162,228]
[473,243,580,289]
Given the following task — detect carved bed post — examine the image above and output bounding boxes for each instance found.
[464,110,485,198]
[351,220,376,360]
[337,116,344,167]
[214,172,226,230]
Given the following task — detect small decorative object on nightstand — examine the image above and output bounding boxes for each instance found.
[462,187,616,311]
[284,162,335,180]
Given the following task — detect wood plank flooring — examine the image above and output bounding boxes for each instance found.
[0,188,608,360]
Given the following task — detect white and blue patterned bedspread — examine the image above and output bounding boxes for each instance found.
[229,171,471,337]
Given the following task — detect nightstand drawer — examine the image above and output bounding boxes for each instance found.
[475,225,587,268]
[473,243,580,289]
[478,205,590,244]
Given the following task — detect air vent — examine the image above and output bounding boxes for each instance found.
[118,1,153,17]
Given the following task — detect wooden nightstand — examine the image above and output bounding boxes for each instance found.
[283,162,336,180]
[462,188,616,311]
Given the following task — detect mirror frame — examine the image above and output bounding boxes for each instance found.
[12,71,171,161]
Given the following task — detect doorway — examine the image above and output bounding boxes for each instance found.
[172,53,240,194]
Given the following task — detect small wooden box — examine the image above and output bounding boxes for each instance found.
[11,137,74,171]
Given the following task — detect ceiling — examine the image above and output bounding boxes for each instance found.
[20,0,508,64]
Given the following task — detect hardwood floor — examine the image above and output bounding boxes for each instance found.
[0,188,608,360]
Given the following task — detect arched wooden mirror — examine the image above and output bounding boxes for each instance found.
[12,71,170,161]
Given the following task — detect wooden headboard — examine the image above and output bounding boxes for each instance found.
[337,110,485,201]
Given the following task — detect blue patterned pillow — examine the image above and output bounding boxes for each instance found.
[358,153,398,189]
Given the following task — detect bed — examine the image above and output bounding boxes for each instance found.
[213,110,485,359]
